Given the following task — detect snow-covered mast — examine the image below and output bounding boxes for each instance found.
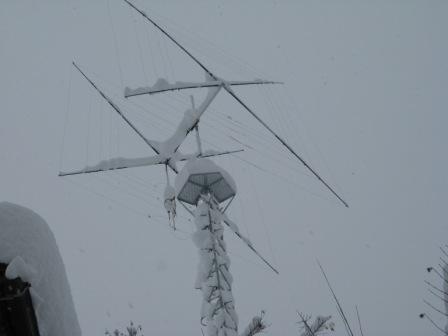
[175,159,239,336]
[175,158,266,336]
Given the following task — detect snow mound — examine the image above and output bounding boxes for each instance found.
[0,202,81,336]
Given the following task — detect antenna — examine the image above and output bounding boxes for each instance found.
[60,6,351,335]
[61,64,276,275]
[61,63,242,176]
[123,0,349,208]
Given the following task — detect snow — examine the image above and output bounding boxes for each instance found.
[5,255,37,283]
[124,78,222,97]
[0,202,81,336]
[59,149,238,176]
[126,72,222,164]
[124,75,276,97]
[163,184,175,202]
[163,184,176,224]
[174,158,237,198]
[149,84,221,157]
[59,154,169,175]
[193,200,238,336]
[62,74,238,177]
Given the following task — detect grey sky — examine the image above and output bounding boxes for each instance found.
[1,1,447,335]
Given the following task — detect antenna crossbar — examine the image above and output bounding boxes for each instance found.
[59,149,243,177]
[124,79,282,98]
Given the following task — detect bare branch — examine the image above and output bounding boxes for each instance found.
[240,312,266,336]
[297,312,315,336]
[297,312,333,336]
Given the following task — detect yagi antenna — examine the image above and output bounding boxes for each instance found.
[61,3,348,277]
[123,0,349,208]
[62,7,350,334]
[61,63,277,275]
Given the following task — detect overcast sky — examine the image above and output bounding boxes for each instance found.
[1,1,447,335]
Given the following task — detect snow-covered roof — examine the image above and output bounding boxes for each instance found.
[0,202,81,336]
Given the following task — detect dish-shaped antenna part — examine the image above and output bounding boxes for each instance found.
[175,159,236,205]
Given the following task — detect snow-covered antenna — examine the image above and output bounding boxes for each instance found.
[123,0,349,208]
[58,5,353,335]
[60,63,242,177]
[60,61,278,277]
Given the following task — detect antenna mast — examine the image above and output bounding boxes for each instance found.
[60,4,351,335]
